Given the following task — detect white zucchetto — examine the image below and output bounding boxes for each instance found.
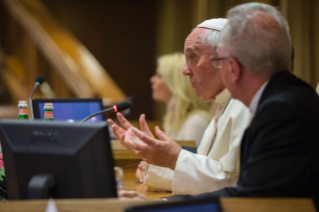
[196,18,228,32]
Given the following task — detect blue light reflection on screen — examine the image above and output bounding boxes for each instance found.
[142,203,219,212]
[38,102,103,122]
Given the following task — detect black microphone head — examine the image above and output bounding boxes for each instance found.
[114,101,131,112]
[35,75,45,85]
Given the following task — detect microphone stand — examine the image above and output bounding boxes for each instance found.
[29,82,40,120]
[80,107,114,122]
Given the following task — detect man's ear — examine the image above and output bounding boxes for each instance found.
[228,57,241,83]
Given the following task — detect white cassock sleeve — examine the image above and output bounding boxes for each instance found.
[172,100,252,195]
[172,148,239,195]
[143,164,174,191]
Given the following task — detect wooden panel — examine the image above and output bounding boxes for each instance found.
[41,0,156,119]
[2,0,93,98]
[0,105,18,119]
[50,68,71,98]
[1,0,127,103]
[23,31,37,91]
[1,66,29,103]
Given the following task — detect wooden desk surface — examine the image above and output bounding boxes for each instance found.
[0,198,315,212]
[0,168,316,211]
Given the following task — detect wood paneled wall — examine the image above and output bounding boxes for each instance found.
[41,0,156,120]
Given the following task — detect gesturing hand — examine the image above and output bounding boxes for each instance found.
[131,126,182,170]
[107,113,154,153]
[118,190,148,201]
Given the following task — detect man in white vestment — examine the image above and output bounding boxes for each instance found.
[108,19,252,196]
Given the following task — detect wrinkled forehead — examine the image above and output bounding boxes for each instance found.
[184,28,206,53]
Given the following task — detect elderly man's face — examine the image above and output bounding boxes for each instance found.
[216,46,240,100]
[183,28,225,102]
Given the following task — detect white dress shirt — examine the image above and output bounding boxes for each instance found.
[249,80,269,115]
[143,90,252,195]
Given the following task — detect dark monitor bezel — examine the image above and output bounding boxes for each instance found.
[0,119,117,199]
[32,98,104,120]
[125,197,223,212]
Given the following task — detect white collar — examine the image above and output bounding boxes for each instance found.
[249,80,269,115]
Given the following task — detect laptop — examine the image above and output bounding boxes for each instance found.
[32,98,104,122]
[125,197,223,212]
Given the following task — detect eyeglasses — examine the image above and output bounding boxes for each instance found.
[210,57,230,69]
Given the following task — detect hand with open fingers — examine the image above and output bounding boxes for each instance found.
[118,190,148,201]
[107,113,154,153]
[131,126,182,170]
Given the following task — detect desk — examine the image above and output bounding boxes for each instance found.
[0,168,316,211]
[0,198,315,212]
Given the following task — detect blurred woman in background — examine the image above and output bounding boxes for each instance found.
[136,52,211,183]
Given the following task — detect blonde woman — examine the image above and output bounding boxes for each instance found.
[136,52,211,183]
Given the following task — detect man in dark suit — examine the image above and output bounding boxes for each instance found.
[178,2,319,199]
[179,70,319,199]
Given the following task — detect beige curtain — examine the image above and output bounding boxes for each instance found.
[283,0,319,88]
[156,0,276,56]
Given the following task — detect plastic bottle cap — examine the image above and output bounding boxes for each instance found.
[18,100,28,107]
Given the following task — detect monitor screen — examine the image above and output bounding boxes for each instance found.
[32,98,104,122]
[125,198,222,212]
[140,203,219,212]
[0,120,117,199]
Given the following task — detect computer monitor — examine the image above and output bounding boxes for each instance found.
[32,98,104,122]
[125,197,223,212]
[0,120,117,199]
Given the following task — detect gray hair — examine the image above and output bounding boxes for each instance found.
[191,28,221,53]
[201,29,221,53]
[219,3,291,75]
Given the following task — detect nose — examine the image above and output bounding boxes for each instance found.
[183,63,191,76]
[150,75,156,83]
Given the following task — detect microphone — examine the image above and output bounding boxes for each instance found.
[29,76,45,120]
[80,101,131,122]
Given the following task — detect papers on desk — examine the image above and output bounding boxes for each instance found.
[45,198,58,212]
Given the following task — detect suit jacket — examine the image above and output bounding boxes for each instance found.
[178,71,319,199]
